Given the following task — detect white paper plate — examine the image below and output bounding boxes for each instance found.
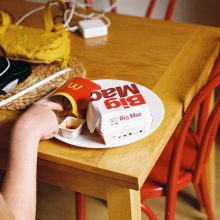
[55,79,165,148]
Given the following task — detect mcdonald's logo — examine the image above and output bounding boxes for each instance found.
[68,83,83,90]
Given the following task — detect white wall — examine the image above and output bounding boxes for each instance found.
[28,0,220,27]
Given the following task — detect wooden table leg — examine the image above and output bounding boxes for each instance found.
[106,184,141,220]
[206,93,216,208]
[206,147,216,209]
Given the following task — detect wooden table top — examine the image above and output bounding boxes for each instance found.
[0,0,220,190]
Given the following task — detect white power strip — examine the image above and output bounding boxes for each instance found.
[78,19,108,38]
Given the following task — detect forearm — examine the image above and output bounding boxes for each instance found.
[1,127,40,220]
[0,194,15,220]
[1,102,61,220]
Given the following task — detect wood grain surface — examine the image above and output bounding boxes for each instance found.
[0,0,219,192]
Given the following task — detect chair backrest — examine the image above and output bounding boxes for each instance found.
[146,0,176,20]
[84,0,176,20]
[197,56,220,140]
[167,64,220,192]
[109,0,117,13]
[84,0,117,12]
[194,95,220,183]
[84,0,92,9]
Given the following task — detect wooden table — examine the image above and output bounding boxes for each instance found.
[0,1,219,219]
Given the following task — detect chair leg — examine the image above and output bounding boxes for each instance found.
[84,0,92,9]
[194,183,204,209]
[76,192,86,220]
[141,203,157,220]
[200,173,215,220]
[165,191,177,220]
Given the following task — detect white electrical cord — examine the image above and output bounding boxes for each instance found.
[0,58,10,77]
[16,5,45,25]
[15,0,121,31]
[63,0,78,32]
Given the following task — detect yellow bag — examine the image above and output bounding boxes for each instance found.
[0,0,70,68]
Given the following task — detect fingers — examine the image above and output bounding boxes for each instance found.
[47,101,64,112]
[36,100,64,112]
[42,129,59,140]
[43,134,55,139]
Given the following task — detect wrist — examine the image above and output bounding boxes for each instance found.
[9,122,41,158]
[8,135,39,170]
[12,119,42,142]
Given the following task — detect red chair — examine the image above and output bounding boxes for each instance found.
[83,0,176,20]
[83,0,117,13]
[146,0,176,20]
[109,0,117,13]
[141,63,220,220]
[83,0,92,10]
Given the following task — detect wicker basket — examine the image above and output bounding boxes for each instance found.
[0,58,86,110]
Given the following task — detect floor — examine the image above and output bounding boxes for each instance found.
[36,139,220,220]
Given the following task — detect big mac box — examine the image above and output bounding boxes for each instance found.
[86,83,153,145]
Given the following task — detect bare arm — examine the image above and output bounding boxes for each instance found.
[0,193,15,220]
[1,102,63,220]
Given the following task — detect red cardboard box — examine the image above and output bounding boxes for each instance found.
[52,77,101,118]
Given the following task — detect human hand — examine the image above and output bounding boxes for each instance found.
[13,101,63,142]
[3,101,63,220]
